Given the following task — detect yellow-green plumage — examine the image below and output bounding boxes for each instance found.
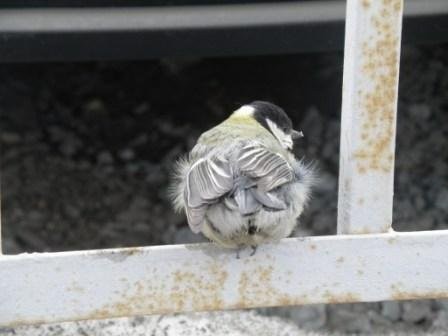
[196,113,288,156]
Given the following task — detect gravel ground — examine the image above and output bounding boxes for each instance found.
[2,311,448,336]
[1,44,447,334]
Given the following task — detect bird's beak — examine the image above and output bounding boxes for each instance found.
[291,130,304,140]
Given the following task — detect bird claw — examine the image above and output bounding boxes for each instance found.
[235,245,257,258]
[250,245,257,256]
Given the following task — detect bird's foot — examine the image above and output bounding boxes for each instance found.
[235,245,257,258]
[250,245,257,256]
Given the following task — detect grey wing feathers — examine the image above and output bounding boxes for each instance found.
[182,144,295,233]
[233,144,294,212]
[234,188,261,215]
[251,188,287,210]
[185,157,233,232]
[238,145,294,191]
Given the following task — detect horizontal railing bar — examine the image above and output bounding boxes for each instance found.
[1,230,447,327]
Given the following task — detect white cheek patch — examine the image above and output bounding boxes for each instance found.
[266,118,293,150]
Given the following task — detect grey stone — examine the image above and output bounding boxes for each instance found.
[84,98,105,113]
[118,148,135,161]
[321,141,338,162]
[1,132,21,144]
[414,216,435,231]
[402,301,433,323]
[97,151,114,165]
[125,163,140,174]
[130,133,148,146]
[292,227,313,238]
[382,301,402,322]
[311,212,335,233]
[409,104,432,120]
[314,172,337,194]
[435,299,448,311]
[431,309,448,331]
[327,306,372,333]
[77,160,91,170]
[1,237,22,255]
[367,309,393,327]
[288,305,327,330]
[173,227,207,245]
[435,189,448,211]
[59,141,78,157]
[411,194,426,212]
[133,102,150,115]
[47,125,65,142]
[64,204,81,219]
[300,106,324,144]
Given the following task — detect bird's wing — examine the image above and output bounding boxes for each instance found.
[238,144,294,192]
[184,157,233,233]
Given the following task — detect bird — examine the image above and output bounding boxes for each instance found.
[171,101,314,250]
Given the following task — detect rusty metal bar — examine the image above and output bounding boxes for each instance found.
[337,0,403,234]
[1,231,447,327]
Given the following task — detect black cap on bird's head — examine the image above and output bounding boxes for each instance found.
[249,101,303,150]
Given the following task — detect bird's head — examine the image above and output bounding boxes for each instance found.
[232,101,303,150]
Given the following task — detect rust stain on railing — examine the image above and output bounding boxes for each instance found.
[82,247,367,321]
[88,261,229,319]
[52,249,365,322]
[390,283,448,301]
[354,0,402,174]
[81,261,363,322]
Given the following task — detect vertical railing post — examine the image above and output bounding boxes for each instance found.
[337,0,403,234]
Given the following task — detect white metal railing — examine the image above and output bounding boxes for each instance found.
[337,0,402,235]
[1,0,447,327]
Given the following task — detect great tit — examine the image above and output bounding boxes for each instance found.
[171,101,314,249]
